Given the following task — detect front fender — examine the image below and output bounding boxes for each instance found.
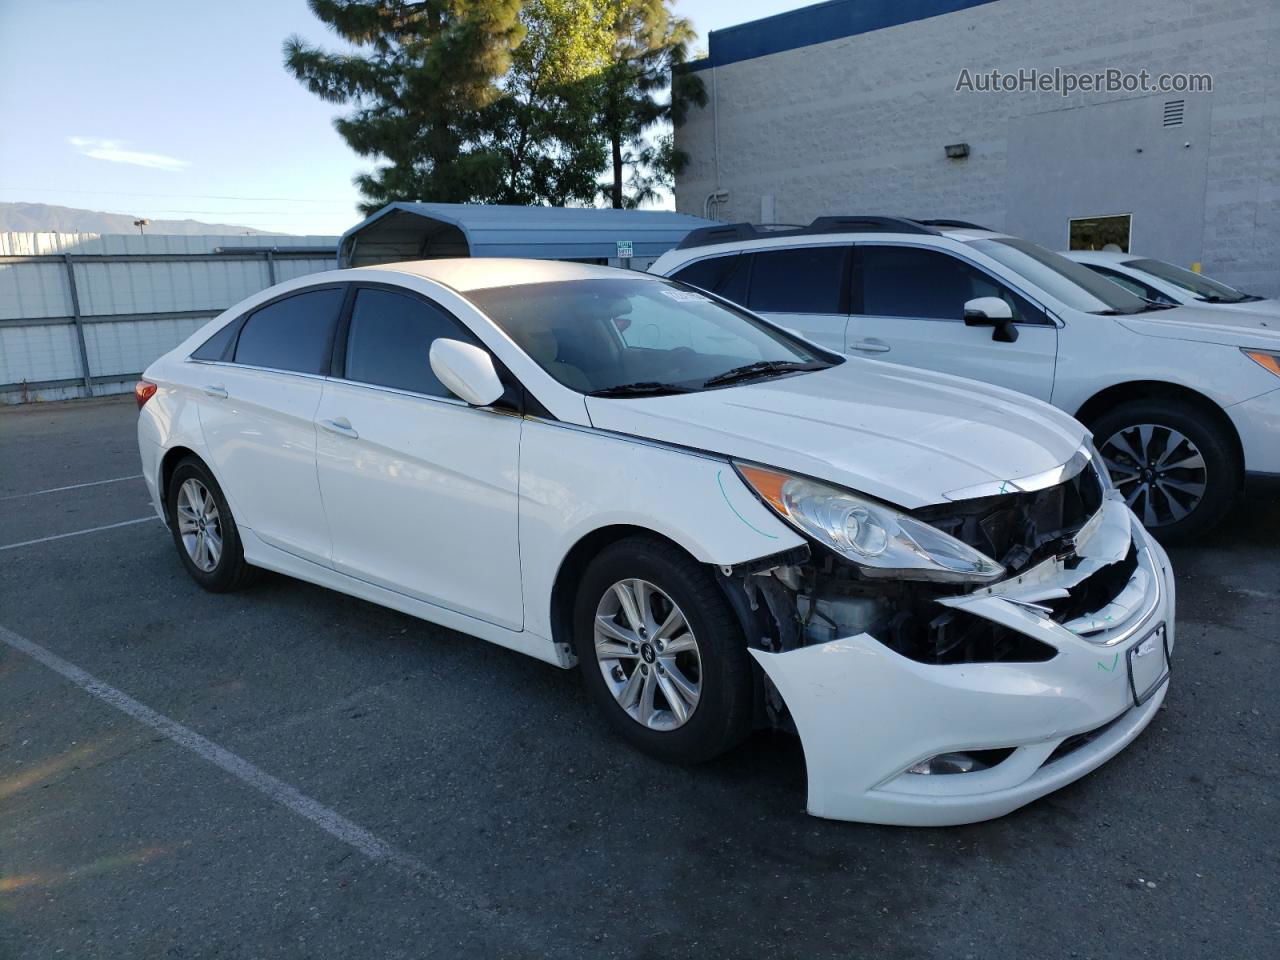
[518,419,803,641]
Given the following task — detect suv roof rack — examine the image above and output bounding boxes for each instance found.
[676,215,943,250]
[916,218,992,230]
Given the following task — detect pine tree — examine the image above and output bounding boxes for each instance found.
[597,0,704,208]
[284,0,525,213]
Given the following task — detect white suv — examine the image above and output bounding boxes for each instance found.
[651,217,1280,540]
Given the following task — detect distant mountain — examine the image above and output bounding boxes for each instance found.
[0,202,276,236]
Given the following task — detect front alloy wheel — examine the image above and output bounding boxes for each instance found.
[573,535,752,763]
[1089,397,1239,543]
[594,578,702,731]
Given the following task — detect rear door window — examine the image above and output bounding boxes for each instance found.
[342,287,478,398]
[233,287,345,374]
[747,246,849,314]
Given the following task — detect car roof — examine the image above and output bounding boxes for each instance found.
[1061,250,1132,264]
[364,257,654,292]
[658,226,1011,263]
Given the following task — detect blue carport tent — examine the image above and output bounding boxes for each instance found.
[338,202,717,268]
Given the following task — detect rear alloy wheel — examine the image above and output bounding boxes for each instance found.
[573,536,752,763]
[1091,398,1239,542]
[176,478,223,572]
[166,456,256,592]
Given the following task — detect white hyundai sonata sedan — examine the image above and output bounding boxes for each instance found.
[136,259,1175,826]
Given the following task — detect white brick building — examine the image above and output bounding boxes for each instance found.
[674,0,1280,295]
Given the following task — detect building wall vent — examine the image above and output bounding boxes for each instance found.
[1163,100,1186,127]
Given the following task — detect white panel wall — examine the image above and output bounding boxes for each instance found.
[0,324,82,384]
[0,232,339,403]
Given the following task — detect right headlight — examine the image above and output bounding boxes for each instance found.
[734,462,1006,584]
[1242,348,1280,378]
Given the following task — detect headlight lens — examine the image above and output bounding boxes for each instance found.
[735,463,1005,583]
[1242,348,1280,378]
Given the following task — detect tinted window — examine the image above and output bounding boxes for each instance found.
[748,246,848,314]
[671,254,751,306]
[344,288,476,397]
[968,237,1148,313]
[233,288,344,373]
[191,320,239,361]
[858,246,1046,324]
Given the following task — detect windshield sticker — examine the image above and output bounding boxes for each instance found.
[662,289,711,303]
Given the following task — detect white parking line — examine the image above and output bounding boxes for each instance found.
[0,474,144,501]
[0,624,506,932]
[0,516,160,552]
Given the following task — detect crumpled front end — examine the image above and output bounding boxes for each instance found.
[727,466,1175,827]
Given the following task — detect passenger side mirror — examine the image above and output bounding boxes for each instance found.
[963,297,1019,343]
[429,339,504,407]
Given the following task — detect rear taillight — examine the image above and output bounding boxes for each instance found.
[135,380,158,409]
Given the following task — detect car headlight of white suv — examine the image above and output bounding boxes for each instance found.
[735,462,1006,583]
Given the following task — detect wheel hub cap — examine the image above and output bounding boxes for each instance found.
[594,578,702,732]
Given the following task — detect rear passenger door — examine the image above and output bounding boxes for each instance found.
[670,246,852,351]
[847,244,1058,400]
[195,285,345,565]
[314,284,524,630]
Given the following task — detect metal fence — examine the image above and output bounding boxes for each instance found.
[0,232,339,404]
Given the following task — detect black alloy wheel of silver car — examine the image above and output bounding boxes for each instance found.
[1090,397,1240,542]
[573,535,753,763]
[166,456,257,592]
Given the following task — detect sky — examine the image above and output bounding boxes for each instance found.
[0,0,813,236]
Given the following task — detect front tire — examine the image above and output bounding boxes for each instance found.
[1090,398,1240,543]
[165,457,256,592]
[572,536,752,763]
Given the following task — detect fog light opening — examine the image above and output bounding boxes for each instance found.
[906,748,1014,775]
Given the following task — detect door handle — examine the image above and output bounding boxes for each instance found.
[849,338,891,354]
[319,417,359,439]
[203,384,228,399]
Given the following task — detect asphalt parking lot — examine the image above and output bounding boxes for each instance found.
[1,395,1276,959]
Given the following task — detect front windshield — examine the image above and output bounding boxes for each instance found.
[969,237,1152,314]
[1124,258,1253,302]
[466,277,836,395]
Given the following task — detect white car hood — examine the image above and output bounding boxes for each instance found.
[584,360,1086,509]
[1119,304,1280,349]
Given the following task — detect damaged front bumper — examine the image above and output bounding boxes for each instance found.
[749,498,1175,826]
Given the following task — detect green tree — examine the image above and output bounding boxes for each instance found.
[284,0,525,213]
[597,0,704,208]
[479,0,612,204]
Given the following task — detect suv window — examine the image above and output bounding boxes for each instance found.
[343,287,477,397]
[233,287,344,374]
[857,246,1047,324]
[671,254,750,304]
[747,246,848,314]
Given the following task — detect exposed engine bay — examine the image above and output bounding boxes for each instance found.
[717,463,1138,728]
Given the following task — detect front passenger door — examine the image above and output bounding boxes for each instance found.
[846,244,1058,400]
[314,285,524,630]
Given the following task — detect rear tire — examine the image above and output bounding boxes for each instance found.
[1089,398,1239,543]
[165,457,256,592]
[572,535,752,763]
